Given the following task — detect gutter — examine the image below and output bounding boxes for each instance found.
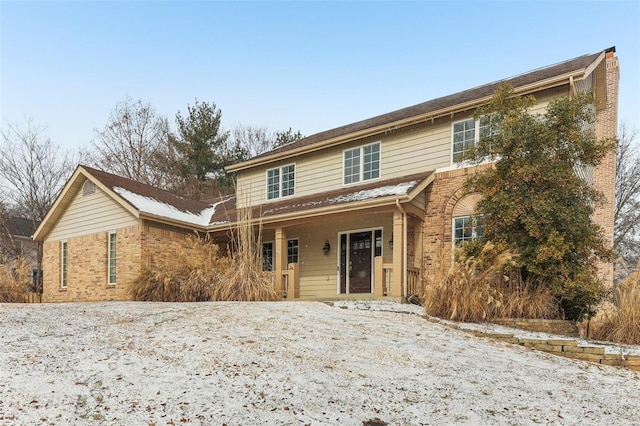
[227,71,586,173]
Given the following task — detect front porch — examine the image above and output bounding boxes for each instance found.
[264,206,425,302]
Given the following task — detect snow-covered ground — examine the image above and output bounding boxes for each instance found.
[1,301,639,425]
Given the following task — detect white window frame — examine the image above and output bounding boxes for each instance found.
[452,215,484,247]
[266,163,295,200]
[343,142,381,185]
[61,240,68,288]
[287,238,299,266]
[452,115,498,163]
[108,231,116,285]
[262,241,274,272]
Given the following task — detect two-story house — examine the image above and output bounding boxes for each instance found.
[33,47,619,302]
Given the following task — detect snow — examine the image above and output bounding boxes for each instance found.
[332,181,417,203]
[1,301,639,425]
[113,187,221,227]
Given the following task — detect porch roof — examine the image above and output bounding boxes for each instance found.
[207,171,433,229]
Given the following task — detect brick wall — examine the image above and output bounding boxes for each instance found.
[140,221,195,269]
[422,164,491,277]
[42,226,141,302]
[593,53,619,286]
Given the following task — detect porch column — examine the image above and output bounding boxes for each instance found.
[391,209,404,297]
[413,218,424,269]
[274,227,287,298]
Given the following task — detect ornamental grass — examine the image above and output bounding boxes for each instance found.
[0,256,30,303]
[423,242,560,322]
[590,267,640,345]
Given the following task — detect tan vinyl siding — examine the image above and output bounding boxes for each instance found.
[237,121,452,208]
[265,212,394,299]
[47,186,138,241]
[237,86,568,208]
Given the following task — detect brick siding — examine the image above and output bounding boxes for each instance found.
[42,226,140,302]
[592,53,619,286]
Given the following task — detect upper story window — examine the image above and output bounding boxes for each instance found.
[267,164,295,200]
[344,142,380,185]
[452,115,498,162]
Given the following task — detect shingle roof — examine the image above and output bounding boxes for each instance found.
[248,48,609,163]
[3,216,35,238]
[82,166,234,228]
[209,172,432,227]
[82,165,214,217]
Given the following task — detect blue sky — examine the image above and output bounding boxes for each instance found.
[1,1,639,152]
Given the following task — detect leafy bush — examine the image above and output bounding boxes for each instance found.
[0,256,30,303]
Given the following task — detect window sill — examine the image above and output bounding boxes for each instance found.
[342,176,381,188]
[59,287,67,292]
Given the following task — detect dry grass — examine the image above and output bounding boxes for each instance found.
[590,267,640,345]
[495,272,562,320]
[131,207,278,302]
[424,243,512,322]
[0,256,30,303]
[212,207,279,302]
[423,243,560,322]
[130,234,231,302]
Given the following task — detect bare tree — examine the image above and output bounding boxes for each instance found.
[83,97,171,186]
[231,125,303,159]
[0,118,75,273]
[614,123,640,277]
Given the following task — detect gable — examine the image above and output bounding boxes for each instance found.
[46,180,138,241]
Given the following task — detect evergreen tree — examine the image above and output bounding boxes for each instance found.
[171,100,230,198]
[464,84,616,320]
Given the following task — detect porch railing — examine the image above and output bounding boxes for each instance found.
[280,263,299,299]
[374,256,422,299]
[407,266,422,299]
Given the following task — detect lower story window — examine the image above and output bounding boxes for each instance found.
[108,232,116,284]
[262,239,299,270]
[453,216,484,246]
[61,240,68,288]
[287,239,299,265]
[262,242,273,271]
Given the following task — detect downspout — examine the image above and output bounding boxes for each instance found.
[395,199,407,298]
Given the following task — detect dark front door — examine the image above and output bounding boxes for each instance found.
[348,231,372,293]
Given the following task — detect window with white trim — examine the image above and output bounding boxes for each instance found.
[453,216,484,246]
[452,115,498,162]
[262,242,273,272]
[108,231,116,284]
[344,142,380,184]
[287,239,299,265]
[267,164,295,200]
[61,240,68,288]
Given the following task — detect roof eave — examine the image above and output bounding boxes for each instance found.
[227,70,588,173]
[206,194,414,232]
[33,165,84,241]
[139,212,208,232]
